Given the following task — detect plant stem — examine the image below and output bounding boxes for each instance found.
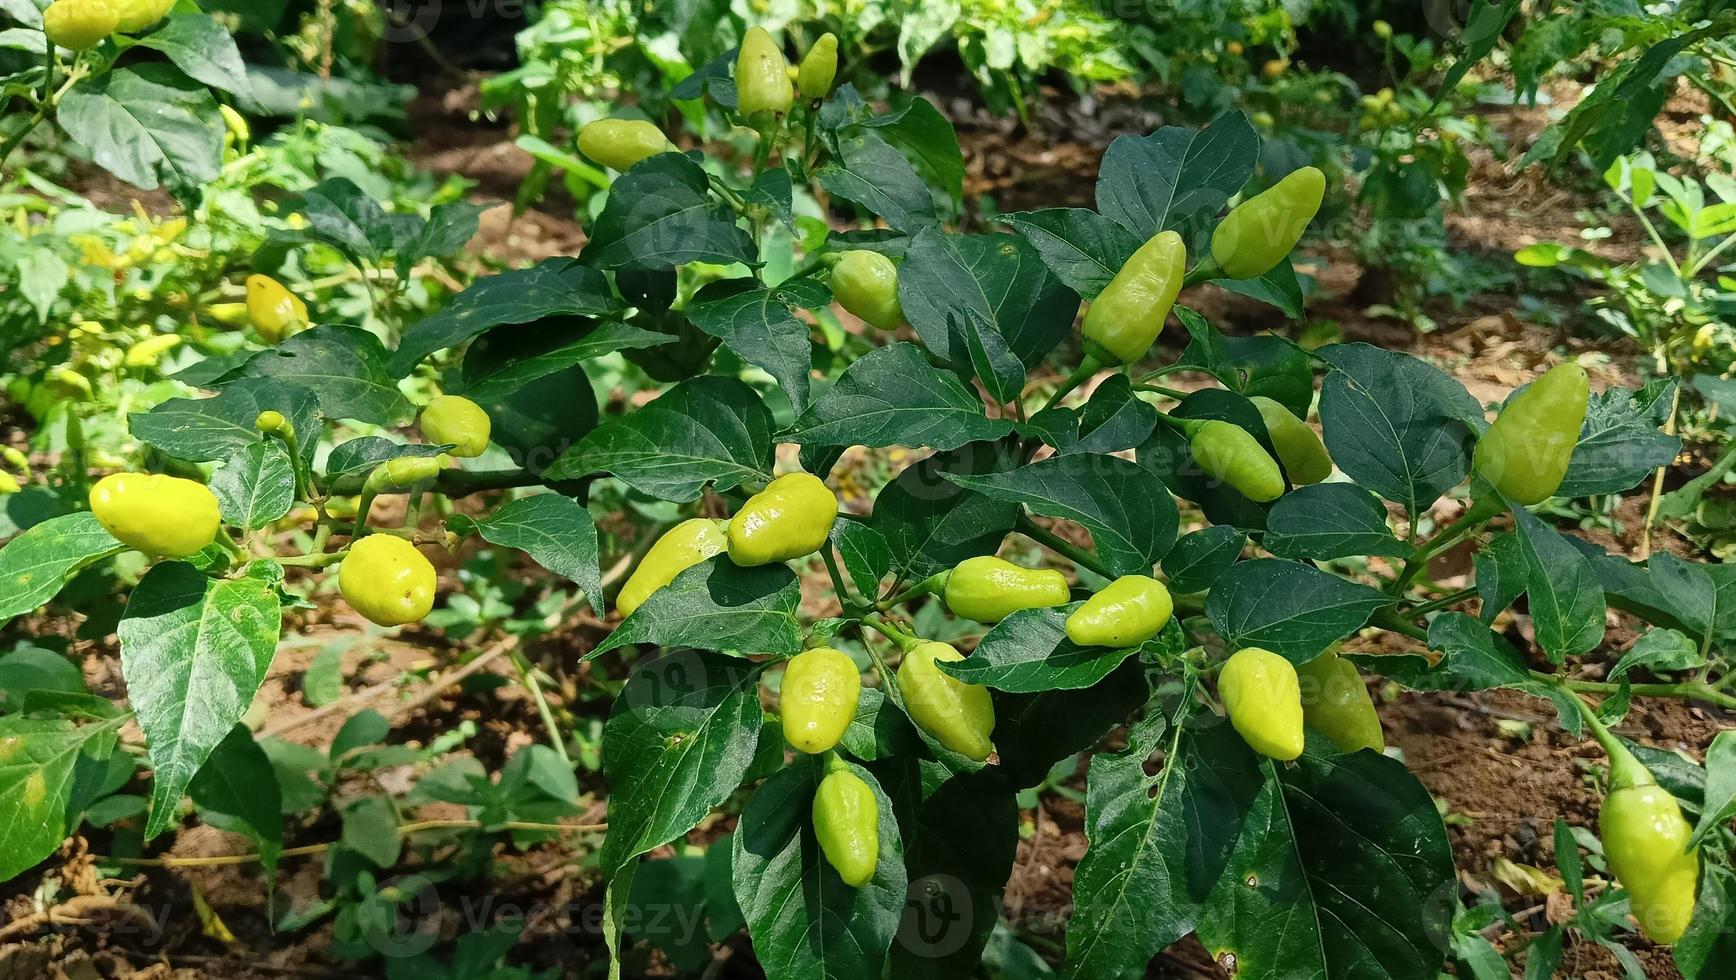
[511,648,572,767]
[1038,354,1103,413]
[99,818,607,870]
[1405,586,1478,618]
[1638,379,1682,560]
[436,467,544,497]
[860,613,919,652]
[1016,512,1112,579]
[1371,608,1429,642]
[275,548,349,568]
[1535,671,1736,712]
[1389,497,1503,595]
[876,571,948,611]
[821,546,855,606]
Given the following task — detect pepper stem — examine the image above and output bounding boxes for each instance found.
[1568,687,1653,790]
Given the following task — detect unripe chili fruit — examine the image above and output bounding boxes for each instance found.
[797,32,839,100]
[616,518,727,618]
[339,534,436,627]
[1065,575,1173,648]
[0,473,17,495]
[364,455,444,493]
[1190,420,1285,502]
[1600,754,1699,945]
[830,250,903,329]
[419,395,492,458]
[112,0,172,33]
[1296,649,1384,754]
[1081,230,1186,364]
[727,472,838,566]
[1249,396,1332,485]
[577,119,672,173]
[943,555,1070,623]
[43,0,117,50]
[123,333,181,368]
[255,410,287,434]
[208,302,250,327]
[1219,647,1304,760]
[813,760,878,887]
[1472,362,1588,505]
[1210,166,1326,279]
[780,647,861,754]
[735,27,794,121]
[219,104,250,144]
[897,641,995,761]
[246,274,308,342]
[89,473,221,558]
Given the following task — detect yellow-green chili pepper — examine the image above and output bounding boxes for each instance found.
[1064,575,1174,647]
[616,518,728,618]
[1473,362,1589,505]
[780,647,860,754]
[897,640,995,761]
[943,555,1070,622]
[1219,647,1304,760]
[1080,230,1186,365]
[727,472,838,566]
[1210,166,1326,279]
[1296,649,1384,754]
[1190,420,1285,502]
[813,757,878,887]
[1250,396,1332,485]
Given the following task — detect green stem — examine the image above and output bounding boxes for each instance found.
[821,546,855,606]
[860,614,919,652]
[1371,608,1428,642]
[876,571,948,611]
[1538,671,1736,712]
[435,467,542,497]
[1182,256,1224,287]
[1038,354,1103,413]
[1389,497,1503,595]
[1405,587,1478,618]
[1016,512,1112,579]
[276,548,349,568]
[511,649,572,768]
[1134,382,1188,400]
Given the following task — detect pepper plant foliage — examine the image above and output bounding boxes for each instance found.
[1,65,1733,980]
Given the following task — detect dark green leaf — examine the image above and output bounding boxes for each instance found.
[832,521,892,600]
[188,725,283,875]
[583,153,757,269]
[56,64,221,191]
[878,763,1017,978]
[1000,208,1142,299]
[1360,612,1532,692]
[0,513,123,625]
[1510,504,1605,663]
[1474,531,1527,625]
[683,279,817,414]
[457,320,667,402]
[1161,525,1246,593]
[947,453,1178,576]
[210,441,295,530]
[733,760,906,980]
[234,325,410,424]
[1195,746,1456,980]
[131,13,250,97]
[1317,343,1483,518]
[1558,381,1680,497]
[1263,483,1406,560]
[1096,111,1259,244]
[461,494,603,616]
[817,131,937,233]
[131,378,321,464]
[899,228,1080,401]
[1064,714,1260,980]
[544,376,773,501]
[1688,731,1735,850]
[590,557,802,659]
[389,258,619,375]
[601,651,765,870]
[1205,558,1393,663]
[942,604,1151,692]
[869,441,1021,581]
[119,562,281,839]
[1677,864,1736,979]
[785,342,1012,451]
[992,658,1152,791]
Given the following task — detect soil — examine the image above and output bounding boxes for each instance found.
[3,64,1730,980]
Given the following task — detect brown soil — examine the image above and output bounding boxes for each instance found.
[3,71,1728,980]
